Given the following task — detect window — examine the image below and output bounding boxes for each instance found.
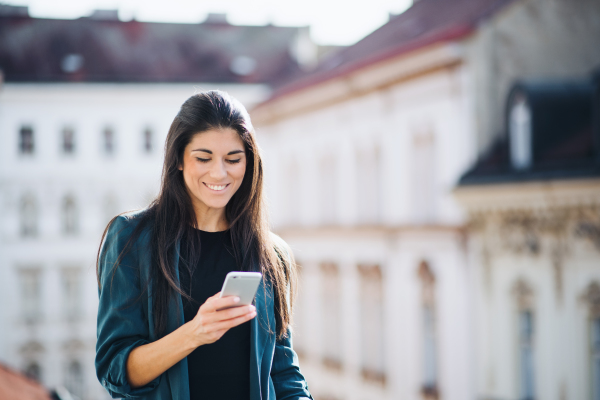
[519,310,535,400]
[513,280,535,400]
[24,362,42,382]
[411,130,436,224]
[581,283,600,400]
[321,262,341,369]
[319,154,337,225]
[356,145,381,224]
[19,268,41,323]
[62,126,75,154]
[284,157,301,226]
[19,126,34,154]
[592,317,600,400]
[293,261,307,357]
[62,195,78,235]
[61,268,82,320]
[509,93,532,170]
[20,194,38,237]
[103,194,118,224]
[143,127,153,153]
[64,360,85,399]
[358,264,385,384]
[418,261,438,399]
[103,126,115,154]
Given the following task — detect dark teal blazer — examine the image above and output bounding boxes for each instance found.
[95,211,312,400]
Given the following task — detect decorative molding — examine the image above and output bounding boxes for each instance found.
[575,221,600,250]
[580,281,600,317]
[19,341,45,357]
[512,279,534,309]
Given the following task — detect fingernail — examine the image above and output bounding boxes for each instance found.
[234,297,240,303]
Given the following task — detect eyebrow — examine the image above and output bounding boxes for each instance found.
[191,149,244,155]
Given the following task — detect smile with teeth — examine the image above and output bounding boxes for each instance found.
[204,182,230,191]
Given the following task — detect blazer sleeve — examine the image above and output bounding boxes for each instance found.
[271,328,313,400]
[95,216,160,398]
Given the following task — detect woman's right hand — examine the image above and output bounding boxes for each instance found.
[187,291,257,347]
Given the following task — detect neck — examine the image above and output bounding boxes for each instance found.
[193,203,228,232]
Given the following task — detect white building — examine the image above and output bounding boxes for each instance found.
[455,75,600,400]
[0,8,314,399]
[250,0,600,399]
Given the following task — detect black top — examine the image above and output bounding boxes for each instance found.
[178,228,251,400]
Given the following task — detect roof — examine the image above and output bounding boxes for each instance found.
[267,0,516,100]
[0,363,52,400]
[0,14,306,84]
[458,73,600,185]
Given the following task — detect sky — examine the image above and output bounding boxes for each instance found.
[3,0,413,46]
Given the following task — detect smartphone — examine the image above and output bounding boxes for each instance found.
[217,271,262,310]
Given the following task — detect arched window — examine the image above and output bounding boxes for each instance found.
[61,268,82,320]
[20,194,38,237]
[62,196,78,235]
[24,362,42,382]
[356,144,381,224]
[319,153,337,225]
[512,279,535,400]
[64,360,84,399]
[292,261,306,357]
[284,157,301,226]
[358,263,385,384]
[418,261,438,399]
[19,268,41,322]
[411,129,436,224]
[320,262,341,369]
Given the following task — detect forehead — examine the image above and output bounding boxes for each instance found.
[187,128,245,152]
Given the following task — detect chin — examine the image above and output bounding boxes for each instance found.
[201,196,232,210]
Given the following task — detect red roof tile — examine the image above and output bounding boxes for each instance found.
[0,16,306,84]
[269,0,516,99]
[0,363,52,400]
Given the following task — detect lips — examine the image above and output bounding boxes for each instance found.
[204,182,230,191]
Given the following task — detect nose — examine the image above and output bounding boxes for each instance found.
[209,159,228,180]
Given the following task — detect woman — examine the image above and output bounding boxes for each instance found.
[95,90,312,400]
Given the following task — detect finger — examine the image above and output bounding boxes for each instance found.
[210,310,256,332]
[202,304,255,325]
[214,305,256,322]
[202,295,240,313]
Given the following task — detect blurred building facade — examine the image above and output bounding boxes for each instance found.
[456,73,600,399]
[251,0,600,399]
[0,7,317,400]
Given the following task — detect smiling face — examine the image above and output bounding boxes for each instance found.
[179,128,247,222]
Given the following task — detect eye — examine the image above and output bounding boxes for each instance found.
[227,159,242,164]
[195,157,210,163]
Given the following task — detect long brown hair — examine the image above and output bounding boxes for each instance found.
[97,90,296,339]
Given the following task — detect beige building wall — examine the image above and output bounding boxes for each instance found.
[456,179,600,400]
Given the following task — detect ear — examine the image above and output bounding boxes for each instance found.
[178,164,183,171]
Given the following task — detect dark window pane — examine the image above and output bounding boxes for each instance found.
[20,126,34,154]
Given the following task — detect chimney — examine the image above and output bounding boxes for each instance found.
[88,9,120,21]
[203,13,228,25]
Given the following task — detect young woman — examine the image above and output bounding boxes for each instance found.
[95,91,312,400]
